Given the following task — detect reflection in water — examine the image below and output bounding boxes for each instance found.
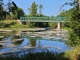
[0,31,71,55]
[0,32,5,41]
[0,36,4,41]
[29,39,36,47]
[12,39,24,45]
[11,32,24,45]
[38,40,42,48]
[0,32,5,36]
[0,44,3,47]
[14,34,20,39]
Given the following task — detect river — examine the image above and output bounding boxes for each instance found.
[0,30,71,55]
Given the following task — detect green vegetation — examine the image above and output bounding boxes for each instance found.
[0,51,70,60]
[65,46,80,60]
[0,20,30,30]
[0,49,80,60]
[58,0,80,46]
[0,0,80,60]
[0,0,24,20]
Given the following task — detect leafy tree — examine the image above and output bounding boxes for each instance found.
[58,0,80,46]
[11,1,24,19]
[48,22,57,29]
[38,4,44,16]
[0,0,5,20]
[28,1,38,16]
[66,0,80,46]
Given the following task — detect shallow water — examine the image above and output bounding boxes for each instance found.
[0,30,71,55]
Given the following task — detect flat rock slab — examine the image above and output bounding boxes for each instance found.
[0,36,4,38]
[12,39,24,42]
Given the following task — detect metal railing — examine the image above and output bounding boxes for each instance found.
[20,16,66,22]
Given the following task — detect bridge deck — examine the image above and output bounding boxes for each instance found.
[20,20,65,22]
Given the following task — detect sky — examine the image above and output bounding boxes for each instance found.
[3,0,73,16]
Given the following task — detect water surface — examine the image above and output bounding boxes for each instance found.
[0,30,71,55]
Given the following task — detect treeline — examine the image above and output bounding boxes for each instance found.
[0,0,48,20]
[58,0,80,46]
[0,0,24,20]
[0,0,58,28]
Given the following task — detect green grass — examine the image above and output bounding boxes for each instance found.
[0,20,32,30]
[62,27,72,31]
[2,20,18,24]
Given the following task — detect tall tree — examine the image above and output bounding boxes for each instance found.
[58,0,80,46]
[28,1,38,16]
[0,0,4,20]
[39,4,43,16]
[11,1,24,19]
[66,0,80,46]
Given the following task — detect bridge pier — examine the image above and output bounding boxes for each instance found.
[57,22,60,29]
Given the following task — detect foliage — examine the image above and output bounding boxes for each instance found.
[11,2,24,20]
[0,1,6,20]
[38,4,44,16]
[0,51,70,60]
[65,46,80,60]
[48,22,57,29]
[28,1,38,17]
[67,6,80,46]
[0,20,18,28]
[0,0,25,20]
[59,1,80,46]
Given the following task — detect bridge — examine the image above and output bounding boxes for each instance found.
[20,16,66,29]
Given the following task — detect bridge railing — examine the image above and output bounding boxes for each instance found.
[20,17,57,20]
[20,16,66,22]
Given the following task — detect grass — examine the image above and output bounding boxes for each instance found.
[2,20,18,24]
[61,27,72,31]
[0,20,32,31]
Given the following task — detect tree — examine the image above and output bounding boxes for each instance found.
[28,1,38,16]
[0,0,4,20]
[11,1,24,19]
[39,4,44,16]
[58,0,80,46]
[66,0,80,46]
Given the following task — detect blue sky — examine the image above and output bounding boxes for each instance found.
[4,0,73,16]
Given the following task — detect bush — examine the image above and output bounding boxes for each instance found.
[0,51,70,60]
[64,47,80,60]
[48,22,57,29]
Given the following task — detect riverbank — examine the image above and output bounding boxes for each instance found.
[0,51,69,60]
[0,28,68,40]
[0,28,48,32]
[0,47,80,60]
